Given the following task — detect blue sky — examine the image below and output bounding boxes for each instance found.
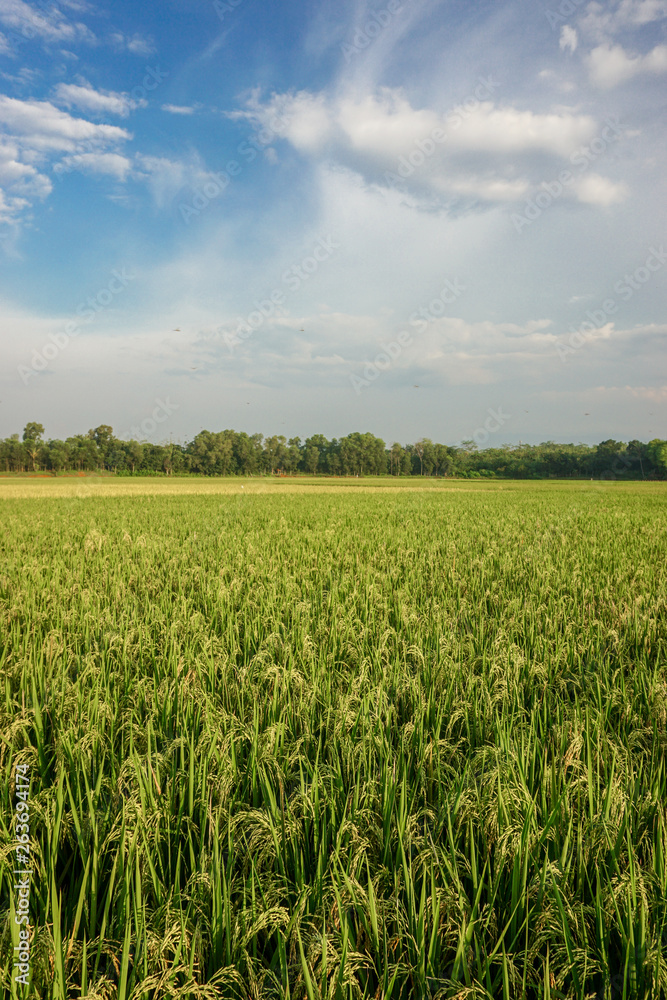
[1,0,665,446]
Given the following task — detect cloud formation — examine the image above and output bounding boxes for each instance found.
[53,81,146,117]
[0,0,96,46]
[0,95,131,223]
[587,42,667,86]
[236,86,620,210]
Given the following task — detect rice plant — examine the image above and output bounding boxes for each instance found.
[1,479,666,998]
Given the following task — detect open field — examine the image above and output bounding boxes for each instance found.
[1,480,666,998]
[0,475,665,499]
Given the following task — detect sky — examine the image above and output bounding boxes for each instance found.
[0,0,665,448]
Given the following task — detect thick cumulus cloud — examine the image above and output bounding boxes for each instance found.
[587,41,667,86]
[232,86,624,211]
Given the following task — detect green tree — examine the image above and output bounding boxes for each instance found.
[22,422,45,471]
[434,443,453,477]
[413,439,425,475]
[421,438,436,476]
[285,437,302,474]
[46,439,68,473]
[648,439,667,477]
[304,434,329,474]
[89,425,115,467]
[3,434,25,472]
[262,435,289,474]
[126,440,144,473]
[66,434,99,471]
[234,432,260,475]
[304,445,319,474]
[389,442,403,476]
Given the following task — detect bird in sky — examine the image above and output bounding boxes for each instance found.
[173,328,181,331]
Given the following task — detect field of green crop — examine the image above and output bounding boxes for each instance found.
[1,479,666,999]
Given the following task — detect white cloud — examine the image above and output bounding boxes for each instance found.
[161,104,196,115]
[0,96,130,152]
[573,173,629,205]
[188,309,561,388]
[234,88,603,209]
[53,81,146,117]
[433,174,530,202]
[110,30,156,56]
[55,151,132,180]
[624,383,667,402]
[134,153,228,210]
[559,25,578,53]
[444,103,595,156]
[0,0,96,45]
[579,0,667,40]
[0,185,28,224]
[617,0,667,24]
[0,138,51,197]
[0,96,131,235]
[587,42,667,87]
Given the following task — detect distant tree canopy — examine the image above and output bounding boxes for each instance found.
[0,424,665,480]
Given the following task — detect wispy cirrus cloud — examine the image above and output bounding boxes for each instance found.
[54,150,133,180]
[133,152,233,210]
[109,30,156,56]
[0,0,96,45]
[578,0,667,41]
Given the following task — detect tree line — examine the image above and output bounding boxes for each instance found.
[3,422,666,479]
